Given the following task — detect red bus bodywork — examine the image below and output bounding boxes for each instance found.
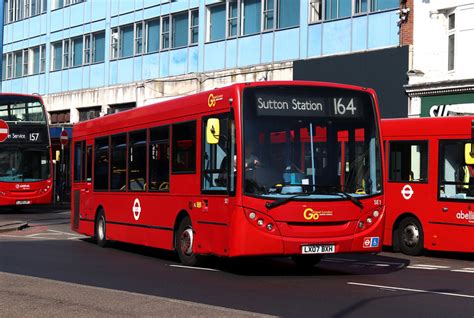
[71,81,385,264]
[0,93,53,207]
[382,116,474,254]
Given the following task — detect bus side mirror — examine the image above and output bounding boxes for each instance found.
[465,143,474,164]
[206,118,220,144]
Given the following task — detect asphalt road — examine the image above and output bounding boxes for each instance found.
[1,206,473,317]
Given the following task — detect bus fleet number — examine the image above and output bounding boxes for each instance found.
[29,133,39,141]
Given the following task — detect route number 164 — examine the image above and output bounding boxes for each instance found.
[334,98,357,115]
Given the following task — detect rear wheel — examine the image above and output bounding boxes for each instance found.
[292,255,322,268]
[95,210,108,248]
[176,217,203,266]
[398,216,423,256]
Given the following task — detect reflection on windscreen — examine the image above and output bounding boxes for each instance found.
[243,86,382,199]
[0,148,50,182]
[0,96,46,122]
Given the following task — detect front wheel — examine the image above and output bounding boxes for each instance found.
[398,216,423,256]
[176,217,203,266]
[95,210,108,248]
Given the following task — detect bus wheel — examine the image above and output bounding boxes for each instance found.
[95,210,108,248]
[398,217,423,256]
[176,217,201,266]
[292,255,322,269]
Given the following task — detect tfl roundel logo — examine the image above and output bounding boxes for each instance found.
[132,198,141,221]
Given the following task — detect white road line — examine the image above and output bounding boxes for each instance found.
[169,264,220,272]
[451,269,474,274]
[348,282,474,299]
[406,266,438,270]
[48,229,83,236]
[373,264,390,267]
[412,264,450,269]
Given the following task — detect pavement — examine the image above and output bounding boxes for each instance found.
[0,203,69,233]
[0,220,28,232]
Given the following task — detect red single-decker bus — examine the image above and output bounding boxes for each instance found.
[71,81,385,266]
[383,116,474,255]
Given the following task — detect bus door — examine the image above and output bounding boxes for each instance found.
[72,141,93,229]
[435,139,474,249]
[386,140,430,232]
[201,114,235,254]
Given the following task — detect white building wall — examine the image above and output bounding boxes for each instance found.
[409,0,474,116]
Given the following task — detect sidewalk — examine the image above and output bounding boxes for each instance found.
[0,220,28,233]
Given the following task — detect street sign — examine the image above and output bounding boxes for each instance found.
[0,119,9,142]
[60,130,68,145]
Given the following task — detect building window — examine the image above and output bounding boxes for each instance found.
[111,27,119,59]
[448,13,455,71]
[49,110,70,124]
[161,16,170,49]
[78,106,101,121]
[52,0,84,10]
[14,51,22,78]
[355,0,368,14]
[22,49,28,76]
[39,44,46,72]
[62,39,70,68]
[83,34,91,64]
[228,0,238,37]
[243,0,261,35]
[370,0,398,12]
[279,0,300,28]
[309,0,322,22]
[120,24,134,58]
[208,4,226,41]
[172,12,188,48]
[72,36,83,67]
[324,0,351,20]
[263,0,275,30]
[135,22,144,55]
[146,19,160,53]
[93,32,105,63]
[190,9,199,44]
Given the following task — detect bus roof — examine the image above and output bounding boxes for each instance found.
[73,81,376,139]
[382,116,474,138]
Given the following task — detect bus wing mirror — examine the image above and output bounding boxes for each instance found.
[206,118,220,144]
[465,143,474,165]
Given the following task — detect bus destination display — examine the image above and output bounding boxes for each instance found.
[255,92,365,118]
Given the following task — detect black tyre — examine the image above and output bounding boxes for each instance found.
[398,216,423,256]
[292,255,322,268]
[95,210,108,248]
[176,216,202,266]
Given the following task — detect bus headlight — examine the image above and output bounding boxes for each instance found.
[266,223,273,231]
[373,210,380,218]
[257,219,264,226]
[249,212,256,220]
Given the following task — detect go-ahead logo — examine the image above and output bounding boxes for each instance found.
[456,211,474,224]
[208,94,223,107]
[303,208,333,221]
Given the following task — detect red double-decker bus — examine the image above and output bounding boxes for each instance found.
[383,116,474,255]
[71,81,385,266]
[0,93,53,207]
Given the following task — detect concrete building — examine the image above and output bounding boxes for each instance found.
[1,0,406,123]
[406,0,474,117]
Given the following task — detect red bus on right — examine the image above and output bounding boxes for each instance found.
[382,116,474,255]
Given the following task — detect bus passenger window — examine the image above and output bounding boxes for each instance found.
[439,140,474,200]
[110,134,127,191]
[202,116,229,192]
[94,137,109,191]
[389,141,428,182]
[128,130,147,191]
[149,126,170,191]
[172,121,196,173]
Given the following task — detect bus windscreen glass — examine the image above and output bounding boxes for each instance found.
[0,147,50,182]
[243,86,382,199]
[0,96,46,123]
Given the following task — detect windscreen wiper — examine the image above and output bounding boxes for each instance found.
[265,193,310,210]
[333,190,364,209]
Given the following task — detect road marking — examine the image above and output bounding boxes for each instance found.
[348,282,474,299]
[451,269,474,274]
[169,264,220,272]
[407,264,450,270]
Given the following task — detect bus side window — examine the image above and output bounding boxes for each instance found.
[440,140,474,200]
[388,141,428,182]
[149,126,170,192]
